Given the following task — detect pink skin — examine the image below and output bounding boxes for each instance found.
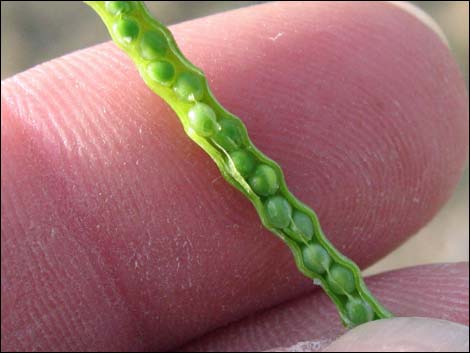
[180,263,470,351]
[1,2,468,351]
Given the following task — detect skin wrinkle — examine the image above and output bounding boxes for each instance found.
[2,151,67,351]
[8,78,152,348]
[1,2,468,351]
[2,115,143,350]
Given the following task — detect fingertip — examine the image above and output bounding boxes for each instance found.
[323,317,469,352]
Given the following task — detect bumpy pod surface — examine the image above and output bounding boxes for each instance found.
[85,1,392,327]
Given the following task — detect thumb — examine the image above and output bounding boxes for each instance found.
[323,317,469,352]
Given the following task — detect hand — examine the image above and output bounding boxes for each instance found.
[1,2,468,351]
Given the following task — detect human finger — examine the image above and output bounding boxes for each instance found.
[179,263,469,352]
[1,1,468,351]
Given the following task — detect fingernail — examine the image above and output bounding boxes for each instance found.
[323,317,469,352]
[388,1,449,46]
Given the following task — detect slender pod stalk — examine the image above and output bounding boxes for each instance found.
[85,1,393,327]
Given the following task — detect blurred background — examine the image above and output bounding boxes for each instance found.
[1,1,468,275]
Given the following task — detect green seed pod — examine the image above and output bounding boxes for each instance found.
[188,103,219,137]
[147,61,175,85]
[249,164,279,196]
[114,18,139,43]
[230,150,255,178]
[173,72,204,102]
[265,195,292,229]
[327,264,356,295]
[105,1,133,15]
[140,30,168,59]
[212,119,244,152]
[86,0,393,329]
[291,210,314,239]
[346,298,374,326]
[302,243,331,274]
